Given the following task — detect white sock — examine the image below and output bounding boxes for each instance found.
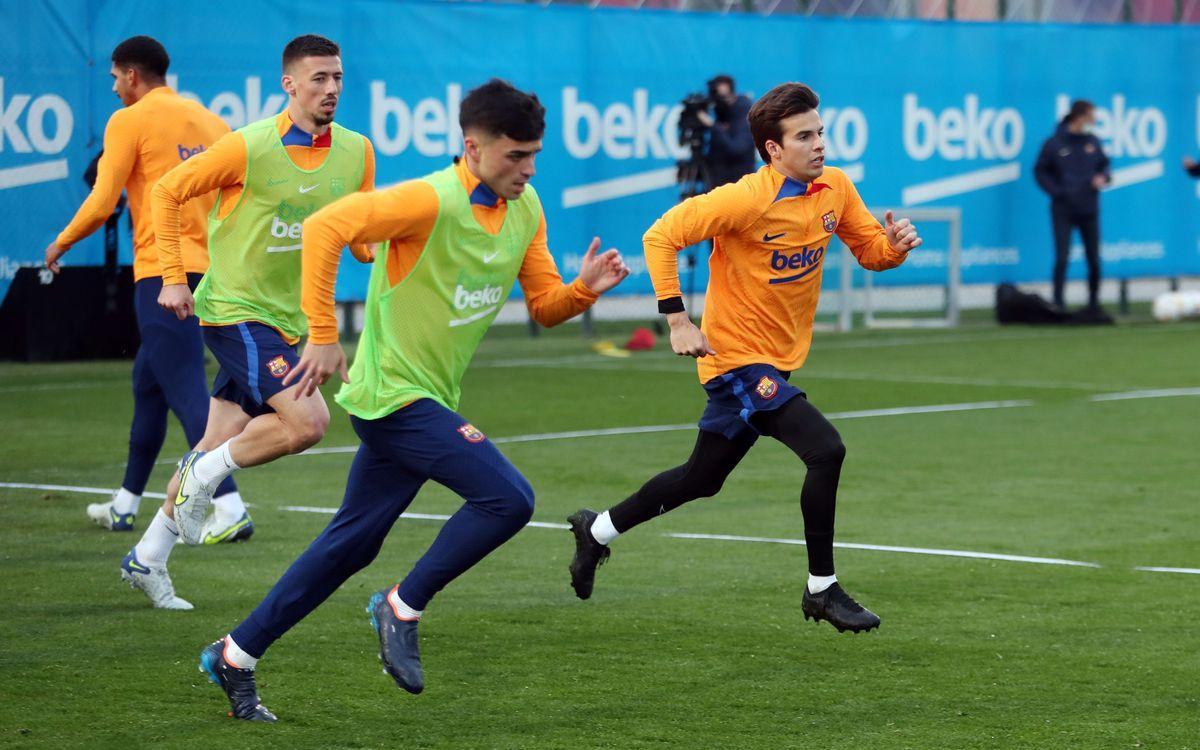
[113,488,141,515]
[807,574,837,594]
[212,492,246,526]
[193,440,240,487]
[135,509,179,567]
[387,587,422,621]
[223,635,258,670]
[589,510,619,545]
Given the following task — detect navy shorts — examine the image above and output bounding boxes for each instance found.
[698,363,806,442]
[203,322,300,417]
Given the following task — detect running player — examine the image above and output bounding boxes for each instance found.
[196,79,628,721]
[117,34,375,609]
[567,83,922,633]
[44,36,239,553]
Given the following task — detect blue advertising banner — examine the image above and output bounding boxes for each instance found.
[3,0,1199,306]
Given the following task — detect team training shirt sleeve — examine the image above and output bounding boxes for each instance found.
[55,109,138,249]
[151,131,248,285]
[301,180,439,345]
[833,175,907,272]
[517,212,599,328]
[346,137,378,263]
[642,182,762,313]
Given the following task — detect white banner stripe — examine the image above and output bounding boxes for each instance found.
[901,163,1021,206]
[0,159,69,190]
[562,167,677,209]
[1104,160,1163,191]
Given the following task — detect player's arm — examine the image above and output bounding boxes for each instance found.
[518,213,628,329]
[346,136,378,263]
[283,181,439,398]
[835,177,919,271]
[151,132,248,319]
[1092,137,1112,189]
[46,111,138,274]
[644,182,758,357]
[1033,139,1062,197]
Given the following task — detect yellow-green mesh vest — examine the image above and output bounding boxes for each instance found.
[195,117,366,339]
[336,165,541,418]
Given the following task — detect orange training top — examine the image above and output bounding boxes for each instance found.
[301,159,598,345]
[152,111,376,287]
[644,165,908,383]
[55,87,229,281]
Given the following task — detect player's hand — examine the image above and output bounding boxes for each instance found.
[158,283,196,320]
[577,237,630,295]
[884,210,922,254]
[666,312,715,358]
[283,341,349,399]
[1091,173,1110,190]
[1183,156,1196,171]
[44,241,67,275]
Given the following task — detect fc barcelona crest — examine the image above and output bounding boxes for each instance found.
[755,376,778,400]
[266,355,290,379]
[822,211,837,233]
[457,423,486,443]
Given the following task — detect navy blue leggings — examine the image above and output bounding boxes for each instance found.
[230,399,534,657]
[123,275,235,498]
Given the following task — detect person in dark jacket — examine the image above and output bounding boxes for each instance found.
[1185,156,1200,178]
[697,75,757,190]
[1034,100,1111,310]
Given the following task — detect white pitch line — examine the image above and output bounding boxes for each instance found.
[280,504,570,529]
[1133,566,1200,575]
[1089,387,1200,402]
[292,400,1032,459]
[667,532,1100,568]
[9,482,1194,573]
[0,482,166,499]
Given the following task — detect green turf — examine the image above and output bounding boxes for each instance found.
[2,318,1199,749]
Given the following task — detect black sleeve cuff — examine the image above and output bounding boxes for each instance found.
[657,296,685,315]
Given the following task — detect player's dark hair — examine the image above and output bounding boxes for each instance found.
[111,36,169,81]
[1061,99,1095,126]
[748,83,820,163]
[709,74,735,92]
[282,34,340,71]
[459,79,545,142]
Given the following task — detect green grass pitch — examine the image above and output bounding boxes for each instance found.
[1,318,1198,749]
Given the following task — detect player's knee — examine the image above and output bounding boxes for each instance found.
[806,434,846,468]
[288,411,330,452]
[686,471,727,500]
[499,476,535,523]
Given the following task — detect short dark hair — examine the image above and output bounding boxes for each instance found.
[111,36,169,80]
[1062,99,1095,126]
[748,83,820,163]
[709,74,735,91]
[459,79,545,142]
[282,34,340,71]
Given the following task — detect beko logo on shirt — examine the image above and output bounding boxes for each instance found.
[454,283,503,311]
[768,244,826,285]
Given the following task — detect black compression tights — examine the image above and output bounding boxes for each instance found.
[607,395,845,576]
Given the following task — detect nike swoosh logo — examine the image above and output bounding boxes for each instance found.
[482,251,500,263]
[763,232,786,242]
[299,184,319,194]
